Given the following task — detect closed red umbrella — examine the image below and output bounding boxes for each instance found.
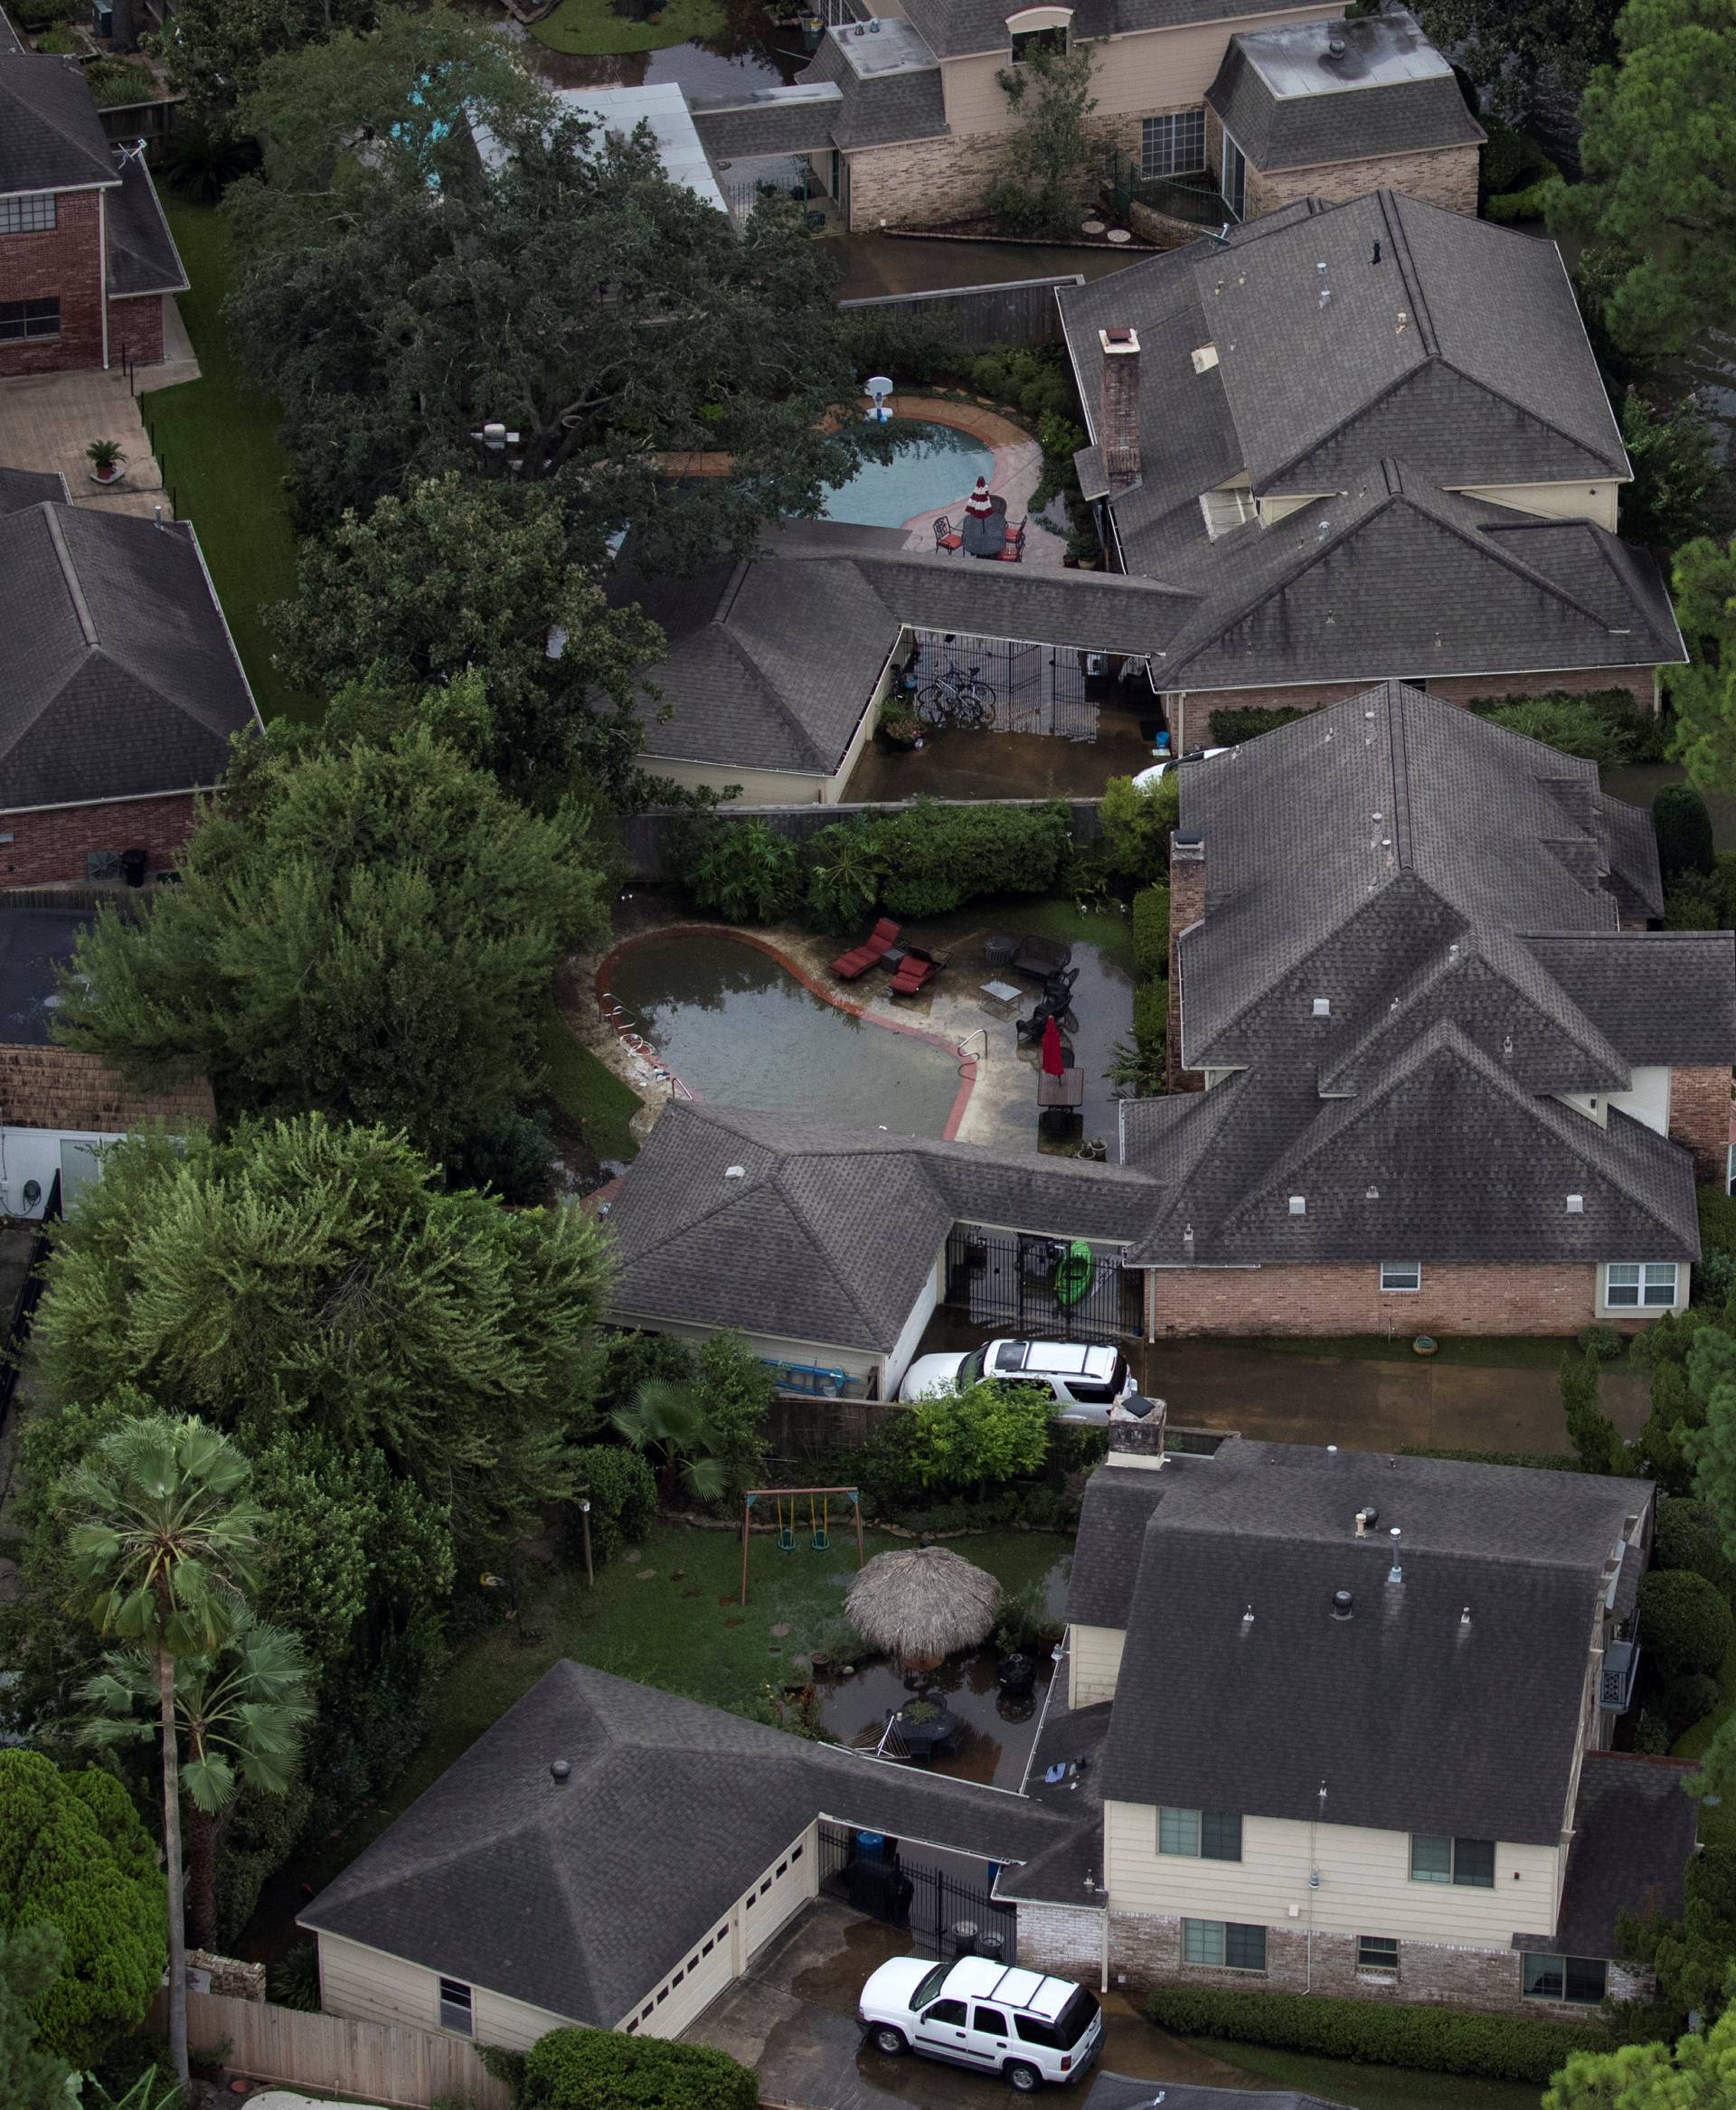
[1041,1014,1065,1077]
[964,476,995,519]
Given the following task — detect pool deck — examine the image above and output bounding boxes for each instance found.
[882,394,1061,570]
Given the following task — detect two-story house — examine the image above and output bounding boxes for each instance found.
[0,49,186,375]
[1059,188,1684,735]
[684,0,1481,235]
[1007,1430,1697,2019]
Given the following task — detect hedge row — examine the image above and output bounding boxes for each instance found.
[1145,1984,1602,2084]
[522,2025,758,2109]
[1132,883,1169,982]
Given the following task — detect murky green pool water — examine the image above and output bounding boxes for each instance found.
[605,932,966,1135]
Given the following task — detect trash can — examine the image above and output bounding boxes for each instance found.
[118,847,149,888]
[976,1932,1005,1964]
[950,1920,979,1959]
[855,1831,886,1860]
[985,934,1016,970]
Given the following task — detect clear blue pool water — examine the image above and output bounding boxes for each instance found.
[607,933,964,1135]
[821,419,995,529]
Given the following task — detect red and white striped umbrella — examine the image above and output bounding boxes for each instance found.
[963,476,995,518]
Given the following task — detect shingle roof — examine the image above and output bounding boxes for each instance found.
[1548,1754,1699,1958]
[1206,11,1484,175]
[900,0,1320,62]
[607,1101,1157,1351]
[688,87,844,162]
[1118,683,1726,1269]
[1067,1467,1168,1627]
[105,152,187,298]
[0,52,116,196]
[0,504,258,813]
[790,28,948,148]
[1091,1444,1650,1844]
[0,465,66,514]
[299,1658,1076,2027]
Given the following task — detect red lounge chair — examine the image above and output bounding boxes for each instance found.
[890,948,940,998]
[831,918,901,980]
[933,514,964,554]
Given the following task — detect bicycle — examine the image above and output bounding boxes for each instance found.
[914,661,997,730]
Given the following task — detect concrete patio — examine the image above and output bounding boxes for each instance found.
[0,300,198,520]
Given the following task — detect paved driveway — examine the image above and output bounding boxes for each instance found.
[684,1901,1279,2107]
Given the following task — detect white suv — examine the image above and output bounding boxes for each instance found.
[859,1955,1103,2091]
[899,1338,1143,1421]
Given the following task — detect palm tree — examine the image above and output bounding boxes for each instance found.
[80,1610,315,1950]
[610,1378,725,1502]
[64,1416,265,2088]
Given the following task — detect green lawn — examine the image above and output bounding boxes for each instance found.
[541,1008,642,1163]
[142,198,307,722]
[531,0,724,54]
[1193,2039,1546,2110]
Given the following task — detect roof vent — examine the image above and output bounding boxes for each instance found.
[1242,1603,1255,1625]
[1364,1185,1378,1201]
[1460,1605,1472,1628]
[1311,997,1331,1018]
[551,1759,571,1783]
[1288,1195,1307,1216]
[1387,1527,1403,1585]
[1331,1589,1353,1620]
[724,1163,746,1179]
[1354,1505,1378,1537]
[1190,342,1220,374]
[1566,1193,1584,1214]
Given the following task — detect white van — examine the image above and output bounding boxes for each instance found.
[858,1955,1103,2091]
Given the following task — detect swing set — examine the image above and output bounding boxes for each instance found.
[739,1484,864,1605]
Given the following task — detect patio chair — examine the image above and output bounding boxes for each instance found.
[889,947,943,999]
[933,514,964,555]
[996,523,1026,564]
[831,917,901,981]
[1002,513,1027,544]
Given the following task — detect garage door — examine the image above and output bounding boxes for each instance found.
[624,1912,734,2039]
[742,1834,812,1957]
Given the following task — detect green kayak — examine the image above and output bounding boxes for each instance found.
[1053,1238,1096,1307]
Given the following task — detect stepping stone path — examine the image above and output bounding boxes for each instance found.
[636,1569,656,1580]
[769,1623,791,1637]
[624,1549,641,1562]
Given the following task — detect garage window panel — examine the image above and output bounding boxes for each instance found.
[438,1978,473,2035]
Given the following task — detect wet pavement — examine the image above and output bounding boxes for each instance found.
[684,1901,1279,2106]
[817,1640,1056,1788]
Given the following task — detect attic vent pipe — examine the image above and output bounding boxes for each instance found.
[1331,1589,1353,1620]
[551,1759,571,1782]
[1387,1527,1403,1585]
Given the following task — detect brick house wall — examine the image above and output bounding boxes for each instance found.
[844,132,1020,230]
[1669,1064,1731,1186]
[0,187,107,378]
[0,791,199,884]
[1203,105,1479,219]
[109,292,165,368]
[1169,664,1660,755]
[1010,1903,1102,1979]
[1141,1258,1664,1337]
[1087,1913,1644,2021]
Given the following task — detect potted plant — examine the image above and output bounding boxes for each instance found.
[881,695,921,749]
[86,438,126,485]
[1064,527,1099,571]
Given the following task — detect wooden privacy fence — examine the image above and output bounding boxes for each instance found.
[838,273,1084,349]
[158,1991,513,2110]
[618,796,1102,882]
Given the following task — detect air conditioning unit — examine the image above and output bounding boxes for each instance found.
[91,0,114,35]
[87,848,121,882]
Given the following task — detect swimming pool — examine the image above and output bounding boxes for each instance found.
[602,932,967,1136]
[821,419,995,530]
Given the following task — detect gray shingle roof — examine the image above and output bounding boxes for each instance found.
[607,1101,1157,1351]
[1206,11,1484,175]
[1067,1467,1168,1627]
[688,85,844,161]
[792,28,948,148]
[0,466,66,514]
[106,153,187,298]
[1118,683,1726,1269]
[0,504,258,813]
[1093,1444,1650,1844]
[1549,1753,1699,1958]
[299,1658,1076,2027]
[900,0,1322,62]
[0,52,116,196]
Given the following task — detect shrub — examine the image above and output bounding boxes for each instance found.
[1470,689,1669,765]
[599,1329,695,1412]
[1132,884,1169,982]
[1144,1983,1599,2084]
[1099,775,1172,881]
[994,1578,1063,1654]
[1560,1348,1628,1474]
[1655,782,1716,881]
[1207,705,1308,745]
[803,815,882,936]
[1665,878,1722,930]
[1108,981,1165,1097]
[522,2025,758,2110]
[693,1332,774,1508]
[568,1445,658,1563]
[684,816,802,924]
[1654,1497,1732,1592]
[1637,1568,1734,1680]
[1578,1324,1625,1361]
[967,346,1073,426]
[861,1380,1052,1505]
[842,308,963,390]
[1658,1671,1722,1738]
[873,799,1070,918]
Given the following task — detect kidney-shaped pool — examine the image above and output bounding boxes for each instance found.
[603,932,969,1136]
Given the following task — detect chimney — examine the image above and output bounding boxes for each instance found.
[1107,1394,1167,1469]
[1099,326,1141,492]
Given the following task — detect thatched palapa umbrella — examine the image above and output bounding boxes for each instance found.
[845,1545,1000,1671]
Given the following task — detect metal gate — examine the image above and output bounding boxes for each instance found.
[910,630,1098,741]
[943,1225,1141,1344]
[819,1823,1017,1963]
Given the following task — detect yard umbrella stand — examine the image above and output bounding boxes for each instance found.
[845,1544,1001,1672]
[964,476,995,520]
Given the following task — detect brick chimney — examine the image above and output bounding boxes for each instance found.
[1108,1396,1167,1468]
[1166,831,1205,1092]
[1099,326,1142,491]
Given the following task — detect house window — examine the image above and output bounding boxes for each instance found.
[1010,24,1067,60]
[1141,110,1205,179]
[1358,1936,1400,1973]
[1380,1261,1420,1293]
[438,1978,473,2035]
[1523,1954,1608,2004]
[1159,1808,1241,1860]
[1410,1834,1495,1888]
[1183,1919,1266,1971]
[1604,1262,1678,1309]
[0,297,60,341]
[0,193,56,235]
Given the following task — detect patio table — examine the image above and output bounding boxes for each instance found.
[961,510,1006,560]
[1037,1067,1085,1109]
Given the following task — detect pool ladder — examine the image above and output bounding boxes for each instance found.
[958,1027,988,1067]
